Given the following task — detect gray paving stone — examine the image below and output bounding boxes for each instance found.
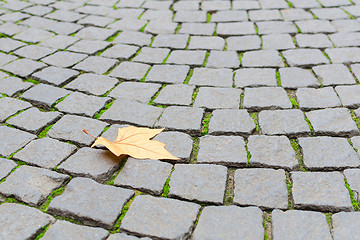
[313,64,356,86]
[206,50,240,68]
[325,47,360,64]
[217,22,256,36]
[0,165,69,206]
[0,203,55,240]
[2,59,46,78]
[58,147,122,182]
[78,15,114,27]
[0,158,16,181]
[0,97,32,122]
[108,8,144,19]
[257,21,297,35]
[306,108,359,137]
[311,8,348,20]
[21,83,71,109]
[197,135,248,167]
[73,56,117,75]
[282,49,329,67]
[113,31,152,47]
[352,64,360,80]
[48,177,134,229]
[145,20,177,34]
[173,10,206,22]
[47,21,83,35]
[155,106,204,135]
[14,45,55,61]
[23,5,53,16]
[55,92,111,117]
[68,39,111,55]
[116,0,144,8]
[0,22,28,37]
[0,77,33,97]
[114,158,172,195]
[32,66,79,86]
[100,44,139,60]
[242,50,284,67]
[232,1,261,10]
[46,9,85,22]
[141,10,172,21]
[335,85,360,108]
[179,23,216,36]
[47,114,108,146]
[351,136,360,153]
[0,126,36,157]
[296,87,342,110]
[152,131,193,161]
[319,0,351,7]
[272,209,332,240]
[0,12,30,23]
[132,47,170,64]
[259,109,311,137]
[259,0,288,9]
[109,62,150,81]
[189,36,225,50]
[262,34,295,50]
[189,68,233,87]
[193,206,264,240]
[281,8,313,21]
[153,84,194,106]
[296,20,336,34]
[279,67,320,89]
[41,220,109,240]
[108,18,147,32]
[201,1,230,11]
[234,168,288,209]
[13,28,55,43]
[299,137,359,170]
[75,26,117,41]
[211,10,248,22]
[173,1,200,11]
[0,38,26,53]
[107,233,151,240]
[243,87,292,110]
[296,34,334,49]
[332,212,360,240]
[109,82,161,103]
[42,51,88,68]
[344,168,360,194]
[343,5,360,18]
[166,50,206,67]
[226,35,261,51]
[0,52,17,67]
[249,9,282,21]
[169,164,227,204]
[13,137,76,169]
[20,16,57,30]
[145,64,190,84]
[248,135,298,170]
[121,195,200,239]
[235,68,276,88]
[291,0,321,8]
[7,107,62,134]
[194,87,242,109]
[291,171,353,212]
[331,19,360,32]
[152,34,189,49]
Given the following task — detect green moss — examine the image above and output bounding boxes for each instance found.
[286,172,294,209]
[206,12,211,23]
[183,68,194,84]
[174,23,181,34]
[190,137,199,164]
[34,224,51,240]
[105,157,128,185]
[106,31,120,42]
[238,52,244,64]
[162,52,171,65]
[276,71,282,86]
[202,51,210,67]
[51,94,70,111]
[250,112,260,132]
[289,96,299,109]
[304,117,315,136]
[201,112,212,136]
[162,168,174,198]
[322,51,332,64]
[39,186,66,212]
[263,213,272,240]
[26,78,40,85]
[139,21,149,32]
[290,139,306,171]
[94,100,114,119]
[191,87,199,105]
[245,140,251,167]
[239,92,244,108]
[140,65,152,83]
[345,180,359,211]
[325,213,333,230]
[38,124,54,138]
[351,111,360,130]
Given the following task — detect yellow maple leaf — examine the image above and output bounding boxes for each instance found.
[83,126,179,160]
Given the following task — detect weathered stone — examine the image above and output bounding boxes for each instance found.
[0,97,32,122]
[189,36,225,50]
[0,52,17,67]
[257,21,297,35]
[0,77,33,97]
[109,82,161,103]
[226,36,261,51]
[296,20,336,33]
[313,64,356,86]
[109,62,150,81]
[296,33,333,49]
[197,135,248,167]
[67,39,111,55]
[291,171,353,212]
[13,28,55,43]
[113,31,152,47]
[78,15,114,27]
[14,45,55,61]
[235,68,277,88]
[0,158,16,180]
[100,44,139,60]
[120,195,200,239]
[145,64,190,84]
[46,9,85,22]
[331,19,360,32]
[243,87,292,110]
[47,21,83,35]
[0,39,25,54]
[152,34,189,49]
[1,59,46,77]
[206,50,240,68]
[217,22,256,36]
[33,66,79,86]
[73,56,117,75]
[169,164,227,204]
[242,50,284,67]
[75,26,117,41]
[145,20,177,34]
[335,85,360,108]
[42,51,87,68]
[0,126,36,157]
[211,10,248,22]
[279,67,320,89]
[166,50,206,67]
[108,19,147,32]
[194,87,242,109]
[0,23,28,37]
[179,23,215,36]
[193,206,264,240]
[173,10,206,22]
[325,47,360,64]
[282,49,329,67]
[262,34,295,50]
[332,212,360,240]
[281,8,313,21]
[249,9,282,21]
[344,168,360,197]
[48,177,134,229]
[132,47,170,64]
[0,165,69,206]
[40,35,79,50]
[153,84,194,106]
[296,87,342,110]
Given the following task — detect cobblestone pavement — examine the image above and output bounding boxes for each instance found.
[1,0,360,239]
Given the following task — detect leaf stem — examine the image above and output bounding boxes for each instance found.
[83,129,97,139]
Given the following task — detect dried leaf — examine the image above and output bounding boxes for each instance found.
[83,126,179,160]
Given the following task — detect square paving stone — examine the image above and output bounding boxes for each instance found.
[248,135,298,170]
[0,97,32,122]
[13,45,55,61]
[109,82,161,104]
[0,126,36,157]
[331,19,360,32]
[1,59,46,78]
[282,49,330,67]
[75,26,117,41]
[332,212,360,240]
[144,20,177,35]
[42,51,87,68]
[100,99,163,127]
[313,64,356,86]
[58,147,123,182]
[233,0,260,9]
[299,137,360,170]
[32,66,79,86]
[0,23,28,37]
[108,18,147,32]
[169,164,227,204]
[197,135,248,167]
[0,38,26,53]
[20,16,57,29]
[189,68,233,87]
[291,171,353,212]
[152,34,189,49]
[295,20,336,34]
[193,206,264,240]
[0,159,17,181]
[242,50,284,67]
[48,177,134,229]
[40,35,79,50]
[0,165,69,206]
[153,84,194,106]
[243,87,292,111]
[279,67,320,89]
[78,15,114,27]
[257,21,297,35]
[272,209,332,240]
[311,8,348,20]
[0,52,17,67]
[153,131,193,161]
[55,92,111,117]
[21,83,71,109]
[46,21,83,35]
[67,39,111,55]
[217,22,256,36]
[7,107,62,134]
[109,62,150,81]
[329,32,360,48]
[259,109,311,137]
[121,195,200,239]
[189,36,225,50]
[73,56,117,75]
[234,168,288,209]
[295,34,333,49]
[249,9,282,21]
[114,158,172,195]
[262,34,295,50]
[100,44,139,60]
[145,64,190,84]
[306,108,359,137]
[296,87,342,110]
[325,47,360,64]
[41,220,109,240]
[234,68,277,88]
[173,10,206,23]
[0,77,34,97]
[47,115,108,146]
[0,203,55,240]
[343,169,360,197]
[13,28,55,43]
[46,9,85,22]
[132,47,170,64]
[155,106,204,135]
[166,50,206,67]
[179,23,216,36]
[226,36,261,51]
[194,87,242,109]
[206,50,240,68]
[13,137,76,169]
[113,31,152,47]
